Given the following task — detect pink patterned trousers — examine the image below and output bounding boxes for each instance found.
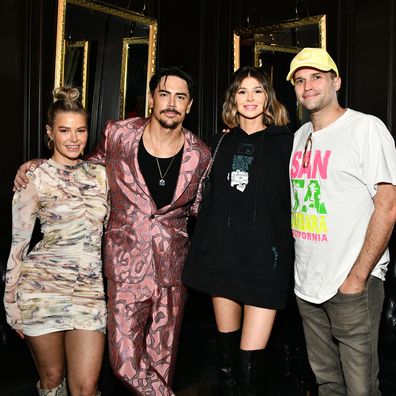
[107,277,187,395]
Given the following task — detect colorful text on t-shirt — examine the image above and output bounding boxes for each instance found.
[290,149,331,243]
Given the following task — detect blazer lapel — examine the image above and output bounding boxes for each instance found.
[168,129,196,207]
[126,118,154,202]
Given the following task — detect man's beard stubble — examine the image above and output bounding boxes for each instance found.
[158,108,183,130]
[158,119,179,130]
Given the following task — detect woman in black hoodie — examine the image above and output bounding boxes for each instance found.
[182,66,294,395]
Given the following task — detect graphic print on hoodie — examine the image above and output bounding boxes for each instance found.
[228,142,255,192]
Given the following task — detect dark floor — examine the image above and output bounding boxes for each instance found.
[0,321,316,396]
[0,362,315,396]
[176,381,314,396]
[1,288,395,395]
[1,324,396,396]
[0,288,316,395]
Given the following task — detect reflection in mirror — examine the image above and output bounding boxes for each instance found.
[255,45,305,130]
[254,43,298,68]
[63,40,88,107]
[234,15,326,70]
[120,38,149,119]
[55,0,157,148]
[233,15,326,129]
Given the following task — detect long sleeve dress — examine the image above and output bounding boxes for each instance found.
[4,158,109,336]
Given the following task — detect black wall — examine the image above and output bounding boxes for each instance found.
[1,0,395,254]
[0,0,55,251]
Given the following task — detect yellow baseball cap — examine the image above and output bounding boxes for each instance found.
[286,47,339,84]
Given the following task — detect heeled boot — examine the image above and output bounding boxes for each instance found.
[216,329,241,396]
[237,349,269,396]
[37,378,68,396]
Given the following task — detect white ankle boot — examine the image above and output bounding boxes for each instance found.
[37,378,67,395]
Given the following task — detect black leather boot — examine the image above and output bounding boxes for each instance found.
[237,349,269,396]
[216,329,241,396]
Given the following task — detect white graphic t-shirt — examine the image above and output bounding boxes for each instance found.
[290,109,396,303]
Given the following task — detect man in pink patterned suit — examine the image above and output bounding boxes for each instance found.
[14,66,211,395]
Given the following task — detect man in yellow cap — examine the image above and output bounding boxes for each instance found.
[287,47,396,395]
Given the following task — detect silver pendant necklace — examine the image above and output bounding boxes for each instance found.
[156,157,175,187]
[148,126,182,187]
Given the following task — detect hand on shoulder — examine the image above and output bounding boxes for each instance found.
[13,159,41,191]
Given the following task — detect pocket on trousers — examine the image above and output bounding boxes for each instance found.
[336,277,371,300]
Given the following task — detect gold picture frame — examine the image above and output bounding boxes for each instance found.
[55,0,157,121]
[233,14,326,71]
[254,43,299,68]
[120,37,152,119]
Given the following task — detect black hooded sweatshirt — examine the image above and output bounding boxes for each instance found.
[182,125,295,309]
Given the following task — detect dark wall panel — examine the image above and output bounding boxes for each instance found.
[0,0,57,253]
[348,0,393,127]
[156,0,240,143]
[196,0,236,143]
[156,1,203,136]
[0,0,25,252]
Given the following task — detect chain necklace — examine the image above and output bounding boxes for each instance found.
[148,127,182,187]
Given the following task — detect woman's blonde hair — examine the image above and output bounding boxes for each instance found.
[222,66,289,129]
[46,87,87,150]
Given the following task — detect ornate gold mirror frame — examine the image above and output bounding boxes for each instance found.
[120,37,151,119]
[254,43,299,69]
[233,14,326,71]
[233,15,326,129]
[55,0,157,120]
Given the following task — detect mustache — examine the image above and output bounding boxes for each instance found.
[160,108,181,115]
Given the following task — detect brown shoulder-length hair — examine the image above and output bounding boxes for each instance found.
[222,66,289,129]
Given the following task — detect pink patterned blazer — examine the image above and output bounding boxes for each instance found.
[86,117,211,287]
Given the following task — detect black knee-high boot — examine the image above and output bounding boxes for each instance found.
[216,329,241,396]
[237,349,269,396]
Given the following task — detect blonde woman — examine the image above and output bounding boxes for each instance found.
[4,87,109,396]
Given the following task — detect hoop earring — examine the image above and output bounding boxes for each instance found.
[47,139,54,150]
